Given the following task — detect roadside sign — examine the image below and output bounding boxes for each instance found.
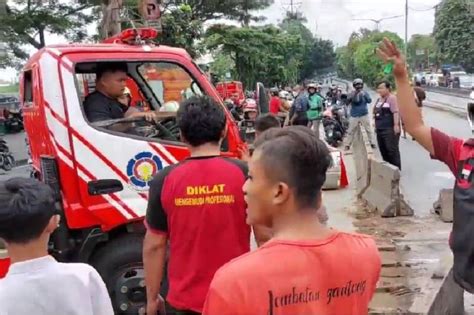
[139,0,161,21]
[416,49,425,56]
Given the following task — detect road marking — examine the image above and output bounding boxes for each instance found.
[433,171,454,180]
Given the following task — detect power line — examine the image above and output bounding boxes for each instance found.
[409,5,437,11]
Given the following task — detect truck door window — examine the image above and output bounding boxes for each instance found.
[23,70,33,106]
[137,62,203,109]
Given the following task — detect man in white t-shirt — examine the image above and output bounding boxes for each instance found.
[0,178,113,315]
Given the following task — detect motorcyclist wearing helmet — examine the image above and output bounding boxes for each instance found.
[225,99,242,122]
[269,87,281,115]
[343,78,376,150]
[306,83,324,139]
[378,39,474,286]
[289,85,309,126]
[242,99,258,121]
[326,84,338,105]
[278,91,291,111]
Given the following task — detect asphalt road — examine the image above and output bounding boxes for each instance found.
[398,106,471,216]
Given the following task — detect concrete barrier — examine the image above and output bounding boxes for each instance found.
[433,189,454,223]
[352,126,373,197]
[362,158,414,217]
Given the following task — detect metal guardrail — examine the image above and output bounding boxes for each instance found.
[424,85,470,98]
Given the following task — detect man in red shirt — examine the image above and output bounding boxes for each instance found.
[377,39,474,292]
[203,126,381,315]
[269,88,281,115]
[143,96,269,315]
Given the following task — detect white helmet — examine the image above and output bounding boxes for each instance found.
[160,101,180,112]
[279,91,289,98]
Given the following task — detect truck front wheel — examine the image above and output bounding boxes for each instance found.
[90,235,146,314]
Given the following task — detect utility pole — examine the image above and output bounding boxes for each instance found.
[100,0,123,39]
[282,0,302,20]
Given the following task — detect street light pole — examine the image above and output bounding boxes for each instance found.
[352,15,403,31]
[405,0,409,57]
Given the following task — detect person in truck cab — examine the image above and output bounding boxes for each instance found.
[143,95,270,315]
[84,62,156,123]
[0,178,113,315]
[378,38,474,294]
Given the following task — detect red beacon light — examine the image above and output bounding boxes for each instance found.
[102,28,159,45]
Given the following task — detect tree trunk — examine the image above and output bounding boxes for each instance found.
[100,0,122,39]
[38,27,46,48]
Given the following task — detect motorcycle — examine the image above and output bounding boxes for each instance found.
[331,101,349,133]
[322,110,345,147]
[0,138,15,171]
[5,109,24,133]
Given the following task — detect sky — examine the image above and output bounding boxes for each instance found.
[260,0,441,45]
[0,0,440,82]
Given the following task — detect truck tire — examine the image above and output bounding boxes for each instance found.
[90,234,146,315]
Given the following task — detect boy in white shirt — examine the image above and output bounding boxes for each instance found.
[0,178,114,315]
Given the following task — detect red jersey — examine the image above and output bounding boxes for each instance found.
[203,232,381,315]
[430,128,464,175]
[145,156,251,312]
[269,96,281,114]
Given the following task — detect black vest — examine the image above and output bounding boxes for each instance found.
[452,139,474,292]
[374,97,395,130]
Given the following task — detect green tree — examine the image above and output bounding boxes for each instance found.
[165,0,273,24]
[210,51,236,81]
[407,34,435,70]
[433,0,474,72]
[203,24,302,88]
[159,4,203,58]
[337,29,404,87]
[303,38,336,79]
[0,0,95,68]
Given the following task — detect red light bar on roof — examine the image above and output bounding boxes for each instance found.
[102,28,159,45]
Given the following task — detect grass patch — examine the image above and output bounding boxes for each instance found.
[0,84,19,94]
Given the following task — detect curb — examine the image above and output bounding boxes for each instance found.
[409,254,465,315]
[423,101,466,118]
[14,158,29,167]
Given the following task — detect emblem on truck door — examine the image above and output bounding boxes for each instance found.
[127,151,163,191]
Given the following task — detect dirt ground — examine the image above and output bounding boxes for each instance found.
[349,200,452,314]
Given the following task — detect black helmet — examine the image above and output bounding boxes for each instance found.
[353,78,364,87]
[224,99,234,110]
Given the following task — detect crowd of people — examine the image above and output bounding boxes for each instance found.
[0,39,473,315]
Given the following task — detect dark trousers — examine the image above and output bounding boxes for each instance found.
[376,128,401,170]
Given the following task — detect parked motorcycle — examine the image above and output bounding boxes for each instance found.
[5,109,24,133]
[0,138,15,171]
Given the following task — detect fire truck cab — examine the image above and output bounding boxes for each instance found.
[17,28,245,313]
